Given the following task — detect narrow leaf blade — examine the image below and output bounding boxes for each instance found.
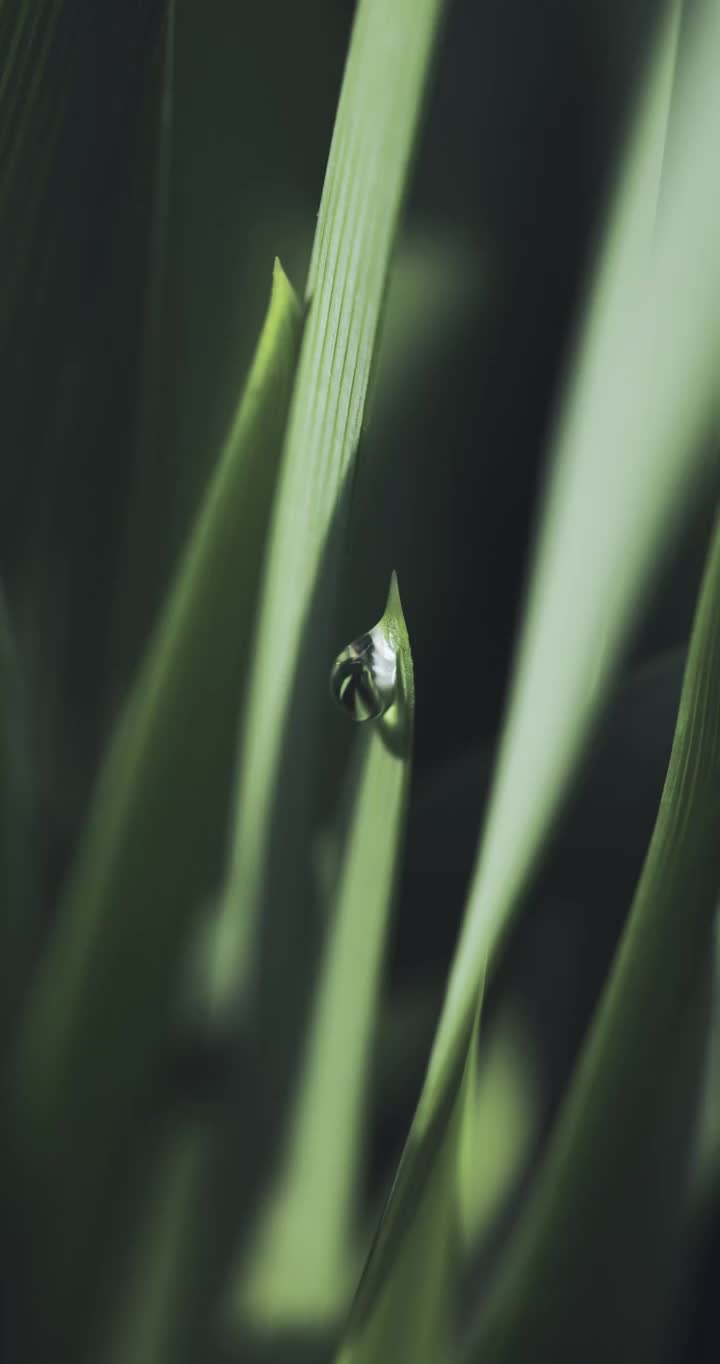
[12,261,301,1264]
[230,574,414,1346]
[212,0,447,1016]
[345,0,720,1339]
[469,509,720,1360]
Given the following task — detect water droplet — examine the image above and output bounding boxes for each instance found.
[330,620,397,721]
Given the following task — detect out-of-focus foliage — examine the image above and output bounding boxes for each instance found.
[1,0,719,1362]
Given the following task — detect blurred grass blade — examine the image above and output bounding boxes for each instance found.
[469,509,720,1361]
[339,1030,477,1364]
[343,0,720,1337]
[102,1125,209,1364]
[11,262,300,1257]
[211,0,447,1015]
[230,574,413,1343]
[430,0,691,1101]
[0,3,65,249]
[338,1007,538,1362]
[0,587,35,1036]
[457,1005,539,1253]
[346,229,483,633]
[103,576,414,1364]
[365,230,482,430]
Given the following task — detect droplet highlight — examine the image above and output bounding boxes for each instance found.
[330,620,397,722]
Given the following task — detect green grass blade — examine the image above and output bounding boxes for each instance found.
[211,0,447,1015]
[338,1007,537,1363]
[230,574,413,1344]
[457,1004,539,1254]
[11,261,300,1268]
[102,1125,210,1364]
[343,0,720,1339]
[429,0,690,1102]
[101,576,414,1364]
[339,1029,478,1364]
[468,508,720,1361]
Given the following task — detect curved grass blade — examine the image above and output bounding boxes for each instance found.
[468,508,720,1361]
[343,0,720,1341]
[100,576,414,1364]
[211,0,447,1018]
[338,1027,478,1364]
[457,1004,539,1255]
[11,261,301,1286]
[229,574,413,1346]
[428,0,692,1109]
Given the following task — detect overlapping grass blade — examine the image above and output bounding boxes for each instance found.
[100,577,414,1364]
[428,0,692,1104]
[469,509,720,1361]
[457,1005,539,1254]
[11,262,300,1272]
[339,1030,477,1364]
[211,0,447,1016]
[231,574,413,1345]
[343,0,720,1344]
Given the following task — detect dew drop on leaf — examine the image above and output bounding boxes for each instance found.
[330,620,397,721]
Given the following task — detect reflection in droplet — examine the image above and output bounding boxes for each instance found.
[330,620,398,721]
